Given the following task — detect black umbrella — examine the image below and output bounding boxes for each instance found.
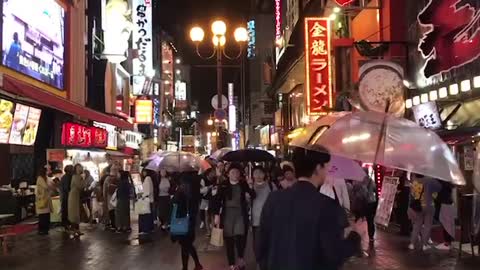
[221,149,275,162]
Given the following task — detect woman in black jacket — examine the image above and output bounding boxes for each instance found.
[213,163,255,270]
[171,173,203,270]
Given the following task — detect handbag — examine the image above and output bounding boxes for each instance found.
[170,203,190,236]
[110,190,118,208]
[410,187,424,212]
[135,197,151,215]
[210,227,224,247]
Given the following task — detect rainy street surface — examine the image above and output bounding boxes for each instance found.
[0,224,479,270]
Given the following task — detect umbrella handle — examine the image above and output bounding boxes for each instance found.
[373,101,390,164]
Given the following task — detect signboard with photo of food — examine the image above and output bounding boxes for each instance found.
[8,103,30,144]
[22,107,42,145]
[0,99,15,143]
[358,60,405,117]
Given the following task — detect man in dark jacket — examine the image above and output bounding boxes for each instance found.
[256,146,361,270]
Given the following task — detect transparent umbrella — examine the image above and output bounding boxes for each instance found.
[145,151,201,172]
[210,147,232,161]
[290,112,351,147]
[291,111,465,185]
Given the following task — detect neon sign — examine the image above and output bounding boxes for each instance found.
[275,0,281,41]
[305,18,332,115]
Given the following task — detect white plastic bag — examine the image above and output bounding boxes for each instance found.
[135,198,151,215]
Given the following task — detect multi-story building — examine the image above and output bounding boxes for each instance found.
[246,0,276,148]
[270,0,408,153]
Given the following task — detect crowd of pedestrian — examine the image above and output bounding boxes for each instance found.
[32,145,459,270]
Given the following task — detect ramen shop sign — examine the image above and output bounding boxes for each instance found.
[304,18,332,115]
[61,122,108,148]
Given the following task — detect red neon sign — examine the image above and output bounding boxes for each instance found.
[61,123,107,148]
[334,0,355,6]
[275,0,281,40]
[305,18,332,115]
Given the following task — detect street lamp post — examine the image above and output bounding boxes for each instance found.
[190,21,247,148]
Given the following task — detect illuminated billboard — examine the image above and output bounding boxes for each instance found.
[2,0,65,89]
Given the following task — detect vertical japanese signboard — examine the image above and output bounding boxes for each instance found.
[132,0,153,95]
[304,18,332,115]
[275,0,282,41]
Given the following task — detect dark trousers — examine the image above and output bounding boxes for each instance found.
[61,200,69,228]
[38,213,50,233]
[225,235,246,266]
[179,238,201,270]
[109,210,116,228]
[443,227,454,244]
[398,187,412,235]
[252,226,260,256]
[366,202,377,239]
[199,210,206,223]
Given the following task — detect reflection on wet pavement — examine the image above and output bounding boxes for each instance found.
[0,225,478,270]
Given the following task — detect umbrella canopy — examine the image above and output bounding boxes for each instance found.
[292,111,465,185]
[329,155,366,181]
[290,112,351,147]
[222,149,275,162]
[210,147,232,161]
[145,151,201,172]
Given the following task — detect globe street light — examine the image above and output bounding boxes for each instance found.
[189,20,247,149]
[190,26,205,42]
[234,27,248,42]
[211,20,227,36]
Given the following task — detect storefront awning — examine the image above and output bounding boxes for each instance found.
[2,74,134,130]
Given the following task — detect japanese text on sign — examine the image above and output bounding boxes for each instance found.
[305,18,332,115]
[275,0,281,40]
[132,0,153,95]
[61,123,107,148]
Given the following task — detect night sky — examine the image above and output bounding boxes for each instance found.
[158,0,251,114]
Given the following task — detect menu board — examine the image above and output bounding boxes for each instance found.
[375,176,400,227]
[0,99,15,143]
[9,103,30,144]
[22,107,42,145]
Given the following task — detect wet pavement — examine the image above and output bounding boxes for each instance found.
[0,224,479,270]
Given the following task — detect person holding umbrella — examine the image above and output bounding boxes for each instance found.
[256,147,361,270]
[171,172,204,270]
[213,163,255,270]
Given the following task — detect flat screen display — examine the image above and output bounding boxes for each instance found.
[0,99,14,143]
[2,0,65,89]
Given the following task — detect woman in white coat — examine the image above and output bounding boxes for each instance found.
[139,169,154,234]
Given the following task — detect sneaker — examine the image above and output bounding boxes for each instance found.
[436,243,452,250]
[422,245,431,251]
[408,243,415,250]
